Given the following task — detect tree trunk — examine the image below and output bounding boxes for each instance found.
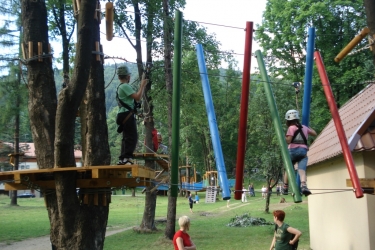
[23,0,110,249]
[134,187,157,233]
[364,0,375,66]
[22,0,56,171]
[163,0,177,240]
[10,65,21,206]
[129,0,159,233]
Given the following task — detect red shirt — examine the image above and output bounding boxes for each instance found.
[173,230,192,250]
[152,129,159,151]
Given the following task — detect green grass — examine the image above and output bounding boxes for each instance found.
[0,192,311,250]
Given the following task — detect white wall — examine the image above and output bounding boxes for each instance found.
[307,152,373,250]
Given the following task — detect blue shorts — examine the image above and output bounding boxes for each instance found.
[289,147,308,171]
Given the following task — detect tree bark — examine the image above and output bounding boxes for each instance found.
[23,0,110,249]
[163,0,177,240]
[10,63,21,206]
[134,0,159,233]
[22,0,56,171]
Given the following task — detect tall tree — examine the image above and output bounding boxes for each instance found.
[22,0,110,249]
[0,1,30,205]
[246,82,288,212]
[162,0,176,239]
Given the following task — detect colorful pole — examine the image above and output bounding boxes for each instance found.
[234,21,253,200]
[255,50,302,203]
[334,27,369,63]
[171,10,182,197]
[299,27,316,188]
[302,27,315,127]
[314,51,363,198]
[196,44,230,200]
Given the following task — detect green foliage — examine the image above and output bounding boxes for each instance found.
[255,0,374,132]
[0,63,30,142]
[227,213,273,227]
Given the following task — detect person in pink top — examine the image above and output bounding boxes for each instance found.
[283,110,317,196]
[173,216,196,250]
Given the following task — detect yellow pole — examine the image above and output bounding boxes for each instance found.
[335,27,370,63]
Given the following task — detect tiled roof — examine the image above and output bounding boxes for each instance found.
[308,83,375,166]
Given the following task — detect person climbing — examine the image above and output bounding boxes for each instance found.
[116,65,147,165]
[283,109,317,196]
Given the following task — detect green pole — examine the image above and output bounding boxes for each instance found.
[171,10,182,197]
[255,50,302,203]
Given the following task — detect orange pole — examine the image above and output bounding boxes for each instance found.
[334,27,369,63]
[315,51,363,198]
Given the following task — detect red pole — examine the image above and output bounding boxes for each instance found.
[314,51,363,198]
[234,22,253,200]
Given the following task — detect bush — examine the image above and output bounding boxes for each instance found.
[227,213,273,227]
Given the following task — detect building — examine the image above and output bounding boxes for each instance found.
[307,83,375,250]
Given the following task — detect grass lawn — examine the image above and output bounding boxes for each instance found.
[0,190,311,250]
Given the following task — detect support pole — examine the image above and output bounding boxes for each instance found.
[314,51,363,198]
[255,50,302,203]
[196,44,230,200]
[170,10,182,197]
[334,27,369,63]
[234,21,253,200]
[302,27,315,127]
[300,27,316,189]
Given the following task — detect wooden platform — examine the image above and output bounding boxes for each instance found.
[0,165,155,191]
[133,153,170,171]
[346,178,375,194]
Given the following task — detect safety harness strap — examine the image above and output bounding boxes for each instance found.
[291,124,308,145]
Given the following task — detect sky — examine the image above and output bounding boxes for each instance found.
[0,1,267,75]
[99,0,267,72]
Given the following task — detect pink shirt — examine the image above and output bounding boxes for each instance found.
[286,125,311,149]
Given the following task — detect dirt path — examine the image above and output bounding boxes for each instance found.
[0,227,132,250]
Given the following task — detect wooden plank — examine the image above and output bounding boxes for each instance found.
[4,178,152,190]
[94,193,98,206]
[109,170,127,178]
[83,194,89,204]
[132,166,154,178]
[14,173,21,184]
[92,169,100,178]
[0,173,16,181]
[346,178,375,187]
[0,165,143,177]
[133,152,169,159]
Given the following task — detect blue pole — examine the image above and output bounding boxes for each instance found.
[302,27,315,126]
[195,44,230,200]
[299,27,315,188]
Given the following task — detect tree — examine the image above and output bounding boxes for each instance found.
[0,1,31,206]
[256,0,374,132]
[22,0,110,249]
[246,81,289,212]
[47,0,76,75]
